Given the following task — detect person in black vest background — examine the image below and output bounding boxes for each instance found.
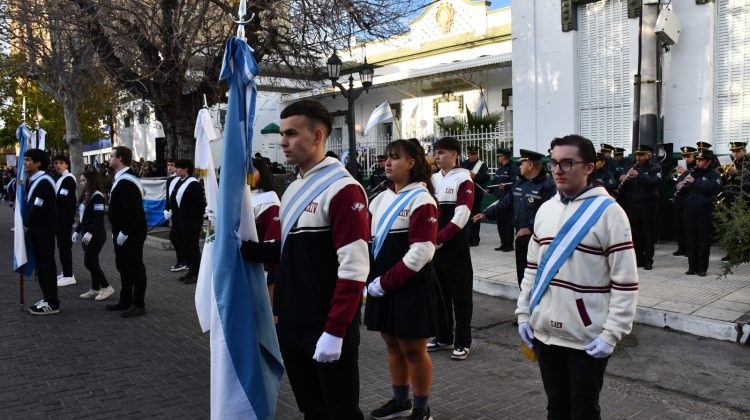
[53,155,78,287]
[163,158,187,272]
[76,171,115,300]
[171,158,205,284]
[106,146,148,317]
[23,149,60,315]
[460,146,489,246]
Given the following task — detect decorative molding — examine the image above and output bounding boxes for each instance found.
[561,0,577,32]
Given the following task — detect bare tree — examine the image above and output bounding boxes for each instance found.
[68,0,431,159]
[4,0,107,179]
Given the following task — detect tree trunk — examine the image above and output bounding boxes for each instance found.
[155,93,201,161]
[63,99,84,181]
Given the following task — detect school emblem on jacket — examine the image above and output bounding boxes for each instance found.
[351,202,365,212]
[427,217,438,224]
[527,196,535,203]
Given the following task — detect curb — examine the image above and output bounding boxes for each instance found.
[146,235,173,251]
[473,277,750,345]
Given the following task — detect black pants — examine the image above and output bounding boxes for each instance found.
[534,339,609,420]
[434,245,473,348]
[169,219,185,265]
[113,233,147,307]
[624,202,657,266]
[468,190,484,245]
[674,201,686,252]
[515,234,532,287]
[30,230,58,306]
[496,207,514,249]
[83,230,109,290]
[182,219,203,276]
[278,324,363,420]
[56,219,74,277]
[684,206,713,273]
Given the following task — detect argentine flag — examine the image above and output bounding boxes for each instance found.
[199,35,284,419]
[364,100,394,135]
[13,123,34,277]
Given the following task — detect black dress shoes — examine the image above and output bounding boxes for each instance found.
[643,264,653,270]
[685,270,696,275]
[105,302,130,311]
[697,271,707,277]
[672,249,685,256]
[121,305,147,318]
[181,274,198,285]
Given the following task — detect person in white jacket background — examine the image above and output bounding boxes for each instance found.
[516,134,638,420]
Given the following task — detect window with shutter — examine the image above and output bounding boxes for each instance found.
[715,0,750,151]
[577,0,632,150]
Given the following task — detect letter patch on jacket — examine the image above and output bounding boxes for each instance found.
[398,209,409,218]
[304,202,318,214]
[550,320,563,329]
[445,188,454,195]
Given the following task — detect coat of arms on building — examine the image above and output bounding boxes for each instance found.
[435,2,455,34]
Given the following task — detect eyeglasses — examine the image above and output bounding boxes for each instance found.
[548,159,588,172]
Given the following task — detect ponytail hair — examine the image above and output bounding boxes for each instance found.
[385,139,435,195]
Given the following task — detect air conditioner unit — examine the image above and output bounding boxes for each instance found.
[655,5,681,46]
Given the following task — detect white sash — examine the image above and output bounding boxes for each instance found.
[471,160,484,175]
[176,177,198,208]
[55,172,75,194]
[167,175,177,199]
[27,174,55,202]
[111,172,144,199]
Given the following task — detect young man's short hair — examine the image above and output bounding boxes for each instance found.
[550,135,597,164]
[280,100,333,138]
[24,149,50,169]
[433,136,461,153]
[112,146,133,166]
[166,158,175,164]
[174,158,195,175]
[53,155,70,167]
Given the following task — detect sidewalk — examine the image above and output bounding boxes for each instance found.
[470,225,750,344]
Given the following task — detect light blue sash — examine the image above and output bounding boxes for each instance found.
[372,187,427,258]
[280,162,349,249]
[528,196,615,314]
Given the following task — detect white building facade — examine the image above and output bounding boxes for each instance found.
[512,0,749,155]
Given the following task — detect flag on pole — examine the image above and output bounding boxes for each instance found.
[13,123,34,276]
[202,35,283,420]
[31,128,46,150]
[92,157,100,171]
[194,107,219,333]
[474,88,488,118]
[364,100,394,135]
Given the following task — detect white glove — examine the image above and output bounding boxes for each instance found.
[71,232,78,242]
[116,231,128,246]
[367,277,385,297]
[584,337,615,359]
[163,209,172,221]
[312,332,344,363]
[82,232,92,245]
[518,322,535,348]
[232,229,242,248]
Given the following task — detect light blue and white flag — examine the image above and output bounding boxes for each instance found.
[364,100,394,135]
[200,35,283,420]
[13,123,34,276]
[474,89,488,118]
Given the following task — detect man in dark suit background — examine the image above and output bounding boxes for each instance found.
[171,159,205,284]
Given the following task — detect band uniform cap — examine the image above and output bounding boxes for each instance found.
[729,142,747,151]
[680,146,697,154]
[496,148,511,157]
[614,147,626,156]
[696,141,712,150]
[376,155,386,161]
[600,143,615,152]
[635,145,653,154]
[519,149,544,162]
[696,149,714,160]
[467,146,480,153]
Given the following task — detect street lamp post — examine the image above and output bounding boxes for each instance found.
[327,51,374,176]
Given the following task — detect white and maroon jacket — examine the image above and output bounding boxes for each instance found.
[430,167,474,246]
[275,157,370,338]
[368,182,438,291]
[252,189,280,274]
[516,187,639,349]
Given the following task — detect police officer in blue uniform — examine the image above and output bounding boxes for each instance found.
[489,148,518,251]
[681,149,722,276]
[696,141,720,170]
[612,147,632,186]
[591,153,615,194]
[600,143,619,177]
[617,145,661,270]
[473,149,556,286]
[671,146,697,256]
[461,146,489,246]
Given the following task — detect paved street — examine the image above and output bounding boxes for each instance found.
[1,204,748,419]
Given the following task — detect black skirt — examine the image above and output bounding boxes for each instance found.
[364,232,441,339]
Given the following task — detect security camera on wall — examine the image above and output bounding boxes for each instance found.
[655,4,681,46]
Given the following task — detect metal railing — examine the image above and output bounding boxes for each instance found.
[281,126,513,177]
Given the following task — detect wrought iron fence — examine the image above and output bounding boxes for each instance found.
[281,127,513,177]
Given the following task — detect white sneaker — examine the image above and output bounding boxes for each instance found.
[57,275,77,287]
[95,286,115,301]
[57,273,64,280]
[79,289,100,299]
